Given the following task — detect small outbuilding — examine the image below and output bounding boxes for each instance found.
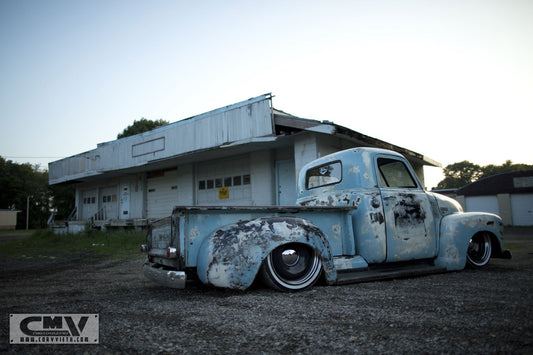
[0,209,20,230]
[456,170,533,226]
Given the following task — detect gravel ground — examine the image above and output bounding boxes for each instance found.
[1,229,532,354]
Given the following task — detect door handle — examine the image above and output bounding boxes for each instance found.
[383,196,396,200]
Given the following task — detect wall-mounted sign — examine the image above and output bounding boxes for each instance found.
[218,187,229,199]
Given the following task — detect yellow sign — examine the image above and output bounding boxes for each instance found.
[218,187,229,199]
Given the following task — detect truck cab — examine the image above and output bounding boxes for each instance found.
[297,148,508,269]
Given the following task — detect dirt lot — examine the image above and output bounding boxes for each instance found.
[1,229,532,354]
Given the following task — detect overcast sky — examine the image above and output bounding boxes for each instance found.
[1,0,531,188]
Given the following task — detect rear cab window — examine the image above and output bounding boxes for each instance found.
[306,161,342,189]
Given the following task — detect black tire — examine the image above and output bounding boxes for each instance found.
[466,232,492,268]
[261,243,322,291]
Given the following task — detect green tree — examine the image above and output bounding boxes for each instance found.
[436,161,482,189]
[0,157,75,228]
[480,160,533,178]
[0,157,50,228]
[436,159,533,189]
[117,118,169,139]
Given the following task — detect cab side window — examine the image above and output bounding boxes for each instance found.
[378,158,417,188]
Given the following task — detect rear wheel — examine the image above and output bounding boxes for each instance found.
[466,232,492,268]
[261,243,322,291]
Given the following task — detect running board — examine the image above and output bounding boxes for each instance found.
[336,263,447,285]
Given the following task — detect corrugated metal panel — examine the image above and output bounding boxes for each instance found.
[49,94,273,185]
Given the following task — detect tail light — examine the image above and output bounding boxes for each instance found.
[167,247,177,258]
[140,244,148,253]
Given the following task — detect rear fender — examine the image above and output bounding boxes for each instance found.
[435,212,504,270]
[196,216,335,290]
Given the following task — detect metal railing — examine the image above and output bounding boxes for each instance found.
[89,207,107,225]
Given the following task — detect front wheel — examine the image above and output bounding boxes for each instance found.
[466,232,492,268]
[260,243,322,291]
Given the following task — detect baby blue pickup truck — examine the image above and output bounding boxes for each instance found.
[141,147,511,291]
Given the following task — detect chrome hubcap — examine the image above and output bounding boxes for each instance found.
[281,249,299,266]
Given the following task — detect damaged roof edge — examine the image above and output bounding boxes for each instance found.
[98,93,274,148]
[271,109,441,168]
[313,122,442,168]
[335,124,442,167]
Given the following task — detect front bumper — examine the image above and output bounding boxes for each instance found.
[143,262,187,289]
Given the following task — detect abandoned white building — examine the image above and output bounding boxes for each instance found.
[48,93,441,233]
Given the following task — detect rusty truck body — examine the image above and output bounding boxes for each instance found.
[141,147,511,291]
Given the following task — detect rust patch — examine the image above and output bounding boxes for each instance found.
[370,212,384,224]
[204,216,335,289]
[393,194,426,228]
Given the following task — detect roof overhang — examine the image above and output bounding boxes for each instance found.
[273,110,441,168]
[51,97,441,185]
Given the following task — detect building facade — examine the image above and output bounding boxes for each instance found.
[49,94,440,232]
[456,170,533,226]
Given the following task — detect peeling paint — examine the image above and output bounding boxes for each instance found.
[144,147,510,291]
[332,224,341,236]
[189,226,200,240]
[348,165,360,175]
[392,194,426,228]
[196,216,336,289]
[370,212,384,224]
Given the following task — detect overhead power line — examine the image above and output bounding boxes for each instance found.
[3,156,64,159]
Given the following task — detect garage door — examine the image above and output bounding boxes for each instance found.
[465,196,499,215]
[147,169,179,219]
[197,156,251,206]
[511,194,533,226]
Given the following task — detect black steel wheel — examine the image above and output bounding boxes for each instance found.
[466,232,492,268]
[261,243,322,291]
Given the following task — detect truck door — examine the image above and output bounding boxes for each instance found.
[377,157,438,262]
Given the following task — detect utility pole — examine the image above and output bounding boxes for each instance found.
[26,195,30,230]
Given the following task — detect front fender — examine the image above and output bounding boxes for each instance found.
[435,212,504,270]
[196,216,335,290]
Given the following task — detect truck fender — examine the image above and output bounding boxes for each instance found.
[196,216,336,290]
[434,212,503,270]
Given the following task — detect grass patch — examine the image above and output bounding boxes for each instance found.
[0,229,146,261]
[0,229,36,235]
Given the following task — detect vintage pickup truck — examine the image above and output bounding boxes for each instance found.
[141,147,511,291]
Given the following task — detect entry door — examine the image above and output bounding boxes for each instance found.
[100,186,118,219]
[276,160,296,206]
[81,189,98,220]
[377,157,437,262]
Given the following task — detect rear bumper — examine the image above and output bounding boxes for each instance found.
[143,262,187,289]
